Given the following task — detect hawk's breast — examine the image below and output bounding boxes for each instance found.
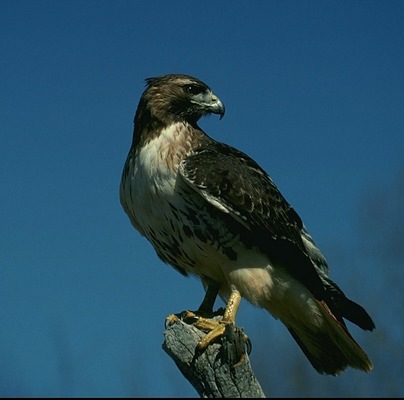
[120,123,234,282]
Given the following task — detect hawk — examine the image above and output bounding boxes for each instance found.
[120,74,375,375]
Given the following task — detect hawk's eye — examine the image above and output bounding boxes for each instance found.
[184,84,204,95]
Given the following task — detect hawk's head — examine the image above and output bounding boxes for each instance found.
[135,74,225,128]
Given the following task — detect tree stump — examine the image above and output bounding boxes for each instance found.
[162,313,267,398]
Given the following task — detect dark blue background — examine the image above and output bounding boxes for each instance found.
[1,1,403,396]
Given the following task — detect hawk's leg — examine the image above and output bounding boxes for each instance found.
[196,289,242,351]
[165,288,250,356]
[165,281,222,327]
[176,280,224,325]
[197,281,220,314]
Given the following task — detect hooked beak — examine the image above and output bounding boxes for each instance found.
[209,94,225,119]
[191,90,225,119]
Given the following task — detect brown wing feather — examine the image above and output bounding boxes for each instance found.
[180,140,328,300]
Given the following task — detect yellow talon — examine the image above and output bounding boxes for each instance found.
[166,289,244,353]
[197,289,242,350]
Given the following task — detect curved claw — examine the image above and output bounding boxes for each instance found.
[244,333,252,355]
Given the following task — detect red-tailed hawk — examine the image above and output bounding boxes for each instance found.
[120,74,375,375]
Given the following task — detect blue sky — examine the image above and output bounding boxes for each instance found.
[1,0,403,397]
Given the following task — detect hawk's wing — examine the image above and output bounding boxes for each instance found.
[179,141,327,300]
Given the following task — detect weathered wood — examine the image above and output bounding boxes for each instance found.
[162,314,267,398]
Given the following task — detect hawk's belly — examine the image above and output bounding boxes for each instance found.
[134,179,240,284]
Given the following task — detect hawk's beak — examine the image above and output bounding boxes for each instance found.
[209,94,225,120]
[191,91,225,119]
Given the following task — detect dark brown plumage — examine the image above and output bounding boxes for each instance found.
[120,74,375,375]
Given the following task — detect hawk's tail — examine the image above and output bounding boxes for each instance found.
[286,300,373,375]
